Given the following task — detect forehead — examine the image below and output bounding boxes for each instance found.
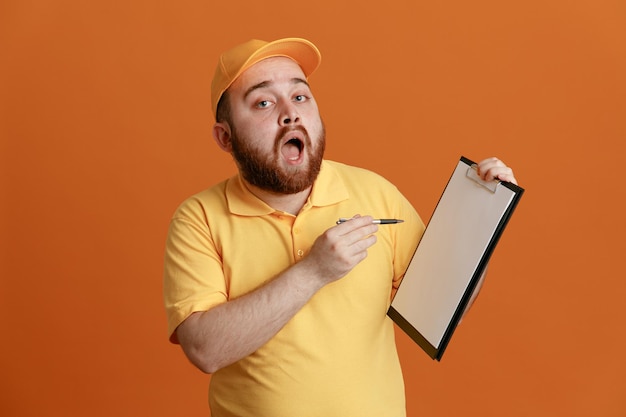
[229,57,307,95]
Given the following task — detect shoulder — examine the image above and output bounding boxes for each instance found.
[324,160,398,189]
[170,179,230,223]
[323,160,401,199]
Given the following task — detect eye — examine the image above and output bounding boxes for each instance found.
[294,95,307,103]
[256,100,271,108]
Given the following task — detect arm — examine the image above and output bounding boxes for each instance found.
[461,268,487,319]
[175,215,379,374]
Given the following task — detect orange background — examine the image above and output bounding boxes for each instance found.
[1,1,625,416]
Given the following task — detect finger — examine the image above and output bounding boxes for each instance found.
[342,219,379,242]
[349,233,378,253]
[346,237,376,266]
[329,217,378,257]
[333,234,376,272]
[483,165,516,184]
[476,157,504,178]
[335,215,375,233]
[476,157,517,184]
[493,167,517,185]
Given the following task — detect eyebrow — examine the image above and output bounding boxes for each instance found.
[243,78,310,101]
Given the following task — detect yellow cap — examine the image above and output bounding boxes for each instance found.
[211,38,321,119]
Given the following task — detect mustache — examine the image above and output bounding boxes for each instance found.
[274,125,310,148]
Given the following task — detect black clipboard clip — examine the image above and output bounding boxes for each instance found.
[466,164,499,193]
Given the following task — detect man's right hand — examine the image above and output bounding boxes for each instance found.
[302,215,379,285]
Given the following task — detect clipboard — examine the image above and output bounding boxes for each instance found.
[388,156,524,361]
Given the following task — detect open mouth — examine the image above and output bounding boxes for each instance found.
[281,138,304,162]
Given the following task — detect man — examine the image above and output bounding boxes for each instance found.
[163,38,517,416]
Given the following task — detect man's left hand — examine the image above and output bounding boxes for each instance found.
[476,157,517,185]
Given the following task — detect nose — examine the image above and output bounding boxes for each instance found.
[279,101,300,126]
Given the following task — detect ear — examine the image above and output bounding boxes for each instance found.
[212,121,233,152]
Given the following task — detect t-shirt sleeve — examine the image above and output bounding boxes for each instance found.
[163,201,228,343]
[390,191,425,299]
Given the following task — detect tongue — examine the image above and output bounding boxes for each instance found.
[281,142,301,161]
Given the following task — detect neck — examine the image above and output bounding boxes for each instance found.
[243,181,312,216]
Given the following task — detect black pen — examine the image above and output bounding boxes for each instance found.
[336,218,405,225]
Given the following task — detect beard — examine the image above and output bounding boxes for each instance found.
[230,123,326,195]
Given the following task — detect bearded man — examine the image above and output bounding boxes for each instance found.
[163,38,517,417]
